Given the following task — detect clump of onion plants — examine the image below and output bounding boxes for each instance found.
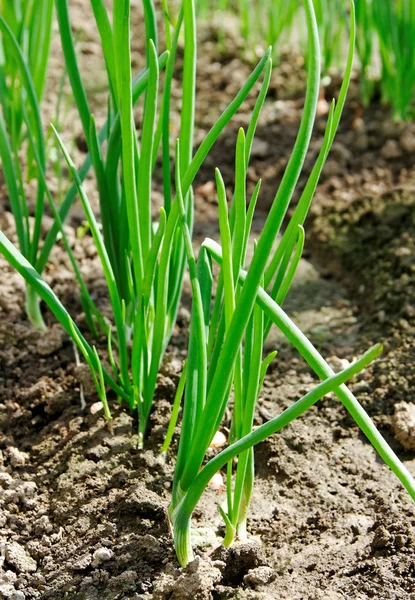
[168,0,415,567]
[0,0,272,444]
[372,0,415,120]
[0,2,53,327]
[197,0,345,71]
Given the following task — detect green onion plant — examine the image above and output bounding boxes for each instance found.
[372,0,415,120]
[354,0,374,106]
[0,1,54,327]
[311,0,346,73]
[169,0,415,567]
[0,0,272,445]
[1,0,414,570]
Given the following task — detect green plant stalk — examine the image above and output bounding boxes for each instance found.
[204,237,415,504]
[161,361,188,454]
[137,39,159,264]
[36,51,169,275]
[90,0,118,108]
[52,126,132,398]
[113,0,144,293]
[29,0,54,101]
[23,108,107,337]
[176,0,320,497]
[145,47,272,434]
[172,343,383,566]
[265,0,355,317]
[0,15,48,328]
[354,0,374,106]
[160,5,184,215]
[172,139,209,491]
[180,0,196,178]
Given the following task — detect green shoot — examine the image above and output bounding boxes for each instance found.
[0,10,52,327]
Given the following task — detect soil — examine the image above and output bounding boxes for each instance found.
[1,3,415,599]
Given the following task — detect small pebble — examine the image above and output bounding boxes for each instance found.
[92,547,114,567]
[328,356,350,372]
[208,472,224,490]
[90,402,104,415]
[209,431,227,449]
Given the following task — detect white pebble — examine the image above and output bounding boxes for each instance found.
[208,472,224,490]
[92,547,113,567]
[90,402,104,415]
[209,431,227,449]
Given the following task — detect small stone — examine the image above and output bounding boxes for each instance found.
[11,592,25,600]
[327,356,350,372]
[92,547,114,567]
[393,402,415,450]
[153,558,220,600]
[322,159,342,178]
[243,566,276,588]
[209,431,227,449]
[354,133,369,152]
[191,527,218,549]
[90,401,103,415]
[85,445,110,461]
[381,139,402,160]
[1,571,17,584]
[352,381,371,394]
[0,473,13,487]
[316,98,330,117]
[5,542,37,573]
[6,448,28,468]
[177,307,191,327]
[16,481,37,500]
[381,120,404,139]
[156,374,176,396]
[208,472,224,490]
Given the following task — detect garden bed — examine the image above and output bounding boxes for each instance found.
[0,3,414,599]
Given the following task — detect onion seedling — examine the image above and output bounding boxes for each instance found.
[169,0,415,567]
[0,3,53,327]
[0,0,273,444]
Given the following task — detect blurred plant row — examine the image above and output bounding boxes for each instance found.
[199,0,415,121]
